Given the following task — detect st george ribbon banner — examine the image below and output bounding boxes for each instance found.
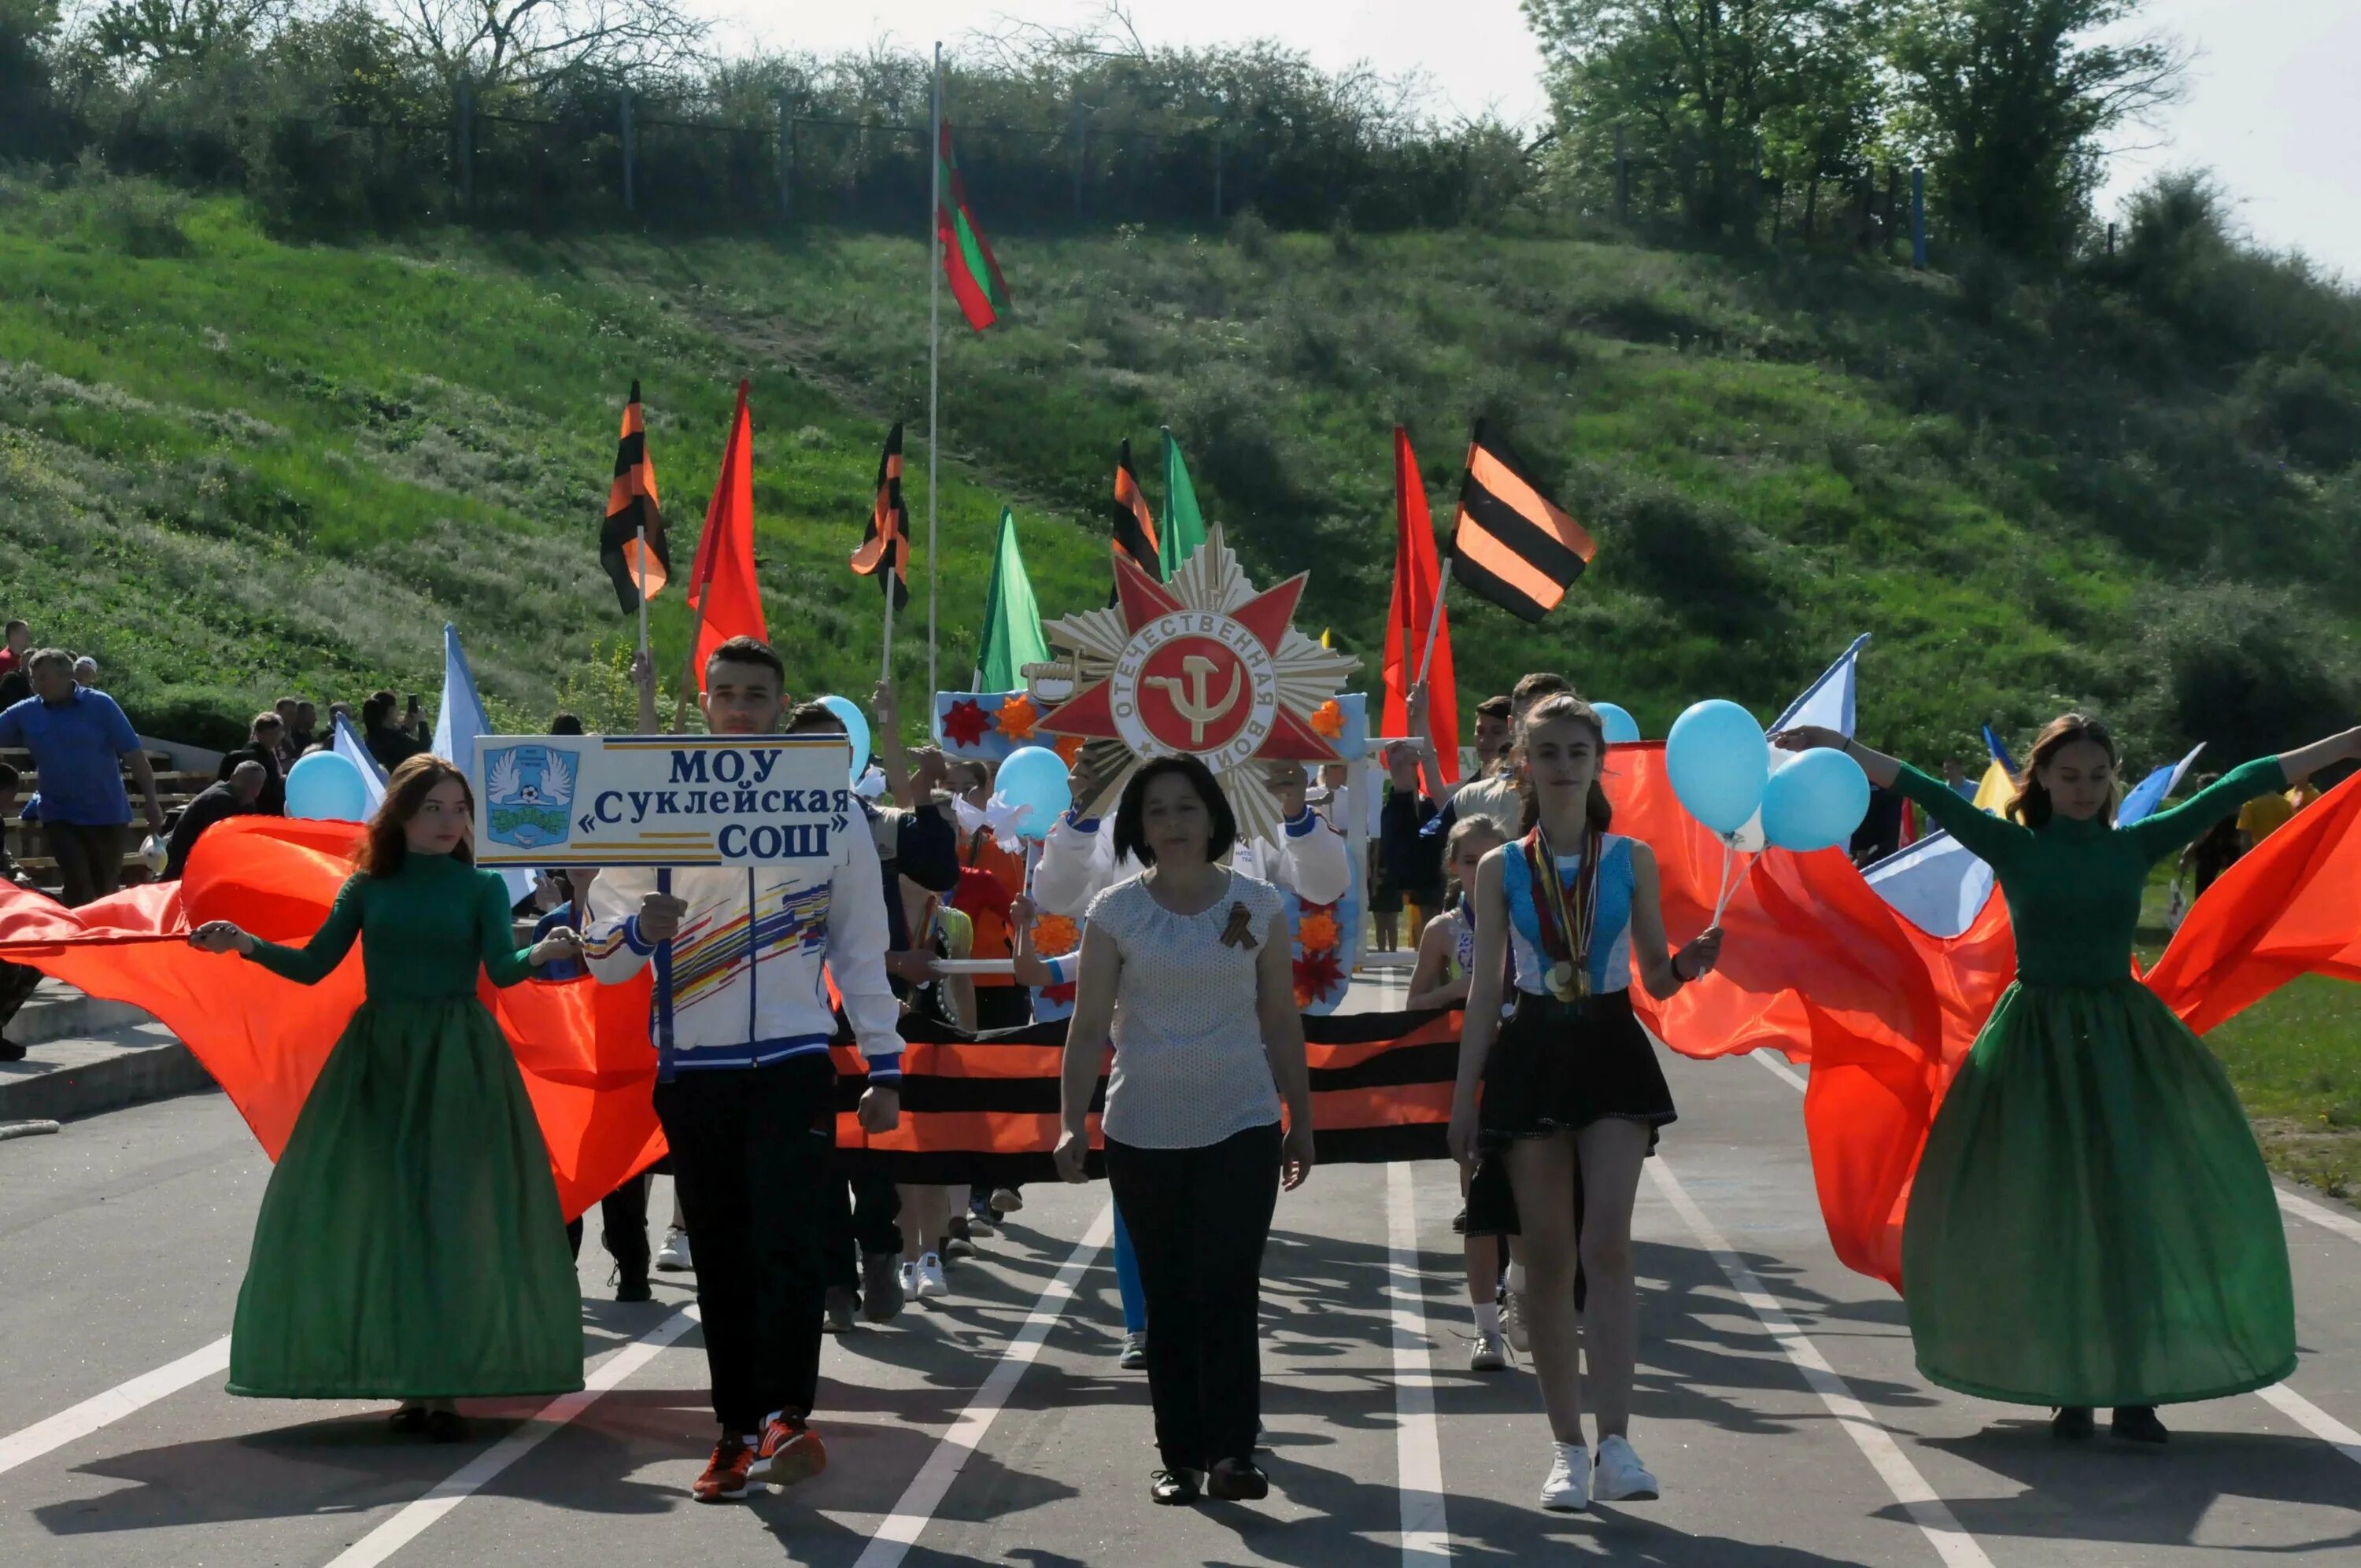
[468,733,854,866]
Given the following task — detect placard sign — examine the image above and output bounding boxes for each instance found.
[469,734,854,867]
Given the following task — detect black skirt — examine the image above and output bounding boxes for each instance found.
[1465,989,1677,1240]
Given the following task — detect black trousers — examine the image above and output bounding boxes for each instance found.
[47,822,126,909]
[0,958,40,1039]
[652,1053,837,1433]
[824,1164,903,1294]
[1104,1121,1283,1472]
[566,1172,652,1278]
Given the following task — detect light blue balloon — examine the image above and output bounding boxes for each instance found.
[285,751,369,822]
[1665,699,1769,836]
[996,745,1073,839]
[1593,703,1642,745]
[1761,748,1871,854]
[818,695,872,784]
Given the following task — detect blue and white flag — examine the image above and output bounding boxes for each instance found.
[2119,743,2205,828]
[1772,633,1868,739]
[431,624,533,903]
[333,713,387,814]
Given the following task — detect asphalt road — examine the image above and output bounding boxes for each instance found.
[6,969,2361,1566]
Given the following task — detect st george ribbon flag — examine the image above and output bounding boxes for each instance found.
[430,623,530,903]
[1447,422,1596,622]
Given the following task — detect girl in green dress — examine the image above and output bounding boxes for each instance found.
[1773,714,2359,1443]
[190,754,589,1441]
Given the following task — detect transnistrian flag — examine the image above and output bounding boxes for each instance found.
[1447,421,1596,622]
[599,379,670,614]
[937,120,1010,331]
[848,422,911,611]
[1160,428,1206,580]
[974,507,1048,692]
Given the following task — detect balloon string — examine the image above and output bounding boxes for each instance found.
[1710,839,1742,926]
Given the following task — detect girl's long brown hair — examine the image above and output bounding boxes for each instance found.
[2005,713,2119,828]
[1513,693,1613,836]
[357,754,476,877]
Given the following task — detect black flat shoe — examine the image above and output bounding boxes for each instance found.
[425,1409,471,1444]
[1206,1458,1270,1501]
[2050,1406,2094,1441]
[2111,1406,2169,1444]
[1150,1468,1203,1505]
[388,1405,429,1435]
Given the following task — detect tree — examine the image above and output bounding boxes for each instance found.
[0,0,63,153]
[1887,0,2182,261]
[382,0,704,90]
[1522,0,1882,235]
[88,0,290,68]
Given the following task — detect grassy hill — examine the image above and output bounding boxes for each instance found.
[5,168,2357,769]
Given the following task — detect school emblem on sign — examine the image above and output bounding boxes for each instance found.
[1029,525,1358,843]
[483,744,577,850]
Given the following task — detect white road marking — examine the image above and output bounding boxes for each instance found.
[1649,1156,1995,1568]
[2278,1185,2361,1248]
[0,1336,231,1478]
[854,1204,1114,1568]
[2256,1383,2361,1468]
[1386,1163,1450,1563]
[325,1308,699,1567]
[1753,1050,1809,1093]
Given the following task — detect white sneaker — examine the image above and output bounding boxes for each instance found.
[1500,1290,1530,1354]
[1118,1331,1148,1369]
[1592,1434,1659,1501]
[1469,1330,1509,1372]
[990,1187,1025,1215]
[900,1261,920,1302]
[1539,1441,1590,1511]
[915,1253,948,1301]
[654,1227,692,1272]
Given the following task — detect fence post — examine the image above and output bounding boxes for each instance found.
[1614,124,1629,221]
[1070,98,1086,220]
[456,77,474,212]
[1885,164,1901,259]
[1212,129,1223,221]
[777,93,793,222]
[2106,221,2116,256]
[1910,165,1927,269]
[619,87,635,215]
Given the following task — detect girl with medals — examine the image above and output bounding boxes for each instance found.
[1447,696,1727,1511]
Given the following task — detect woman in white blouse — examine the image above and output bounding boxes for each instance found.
[1054,755,1316,1507]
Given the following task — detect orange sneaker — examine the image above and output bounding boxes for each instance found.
[752,1415,828,1489]
[693,1439,756,1503]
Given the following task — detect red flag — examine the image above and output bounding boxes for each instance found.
[687,381,767,692]
[1382,428,1459,784]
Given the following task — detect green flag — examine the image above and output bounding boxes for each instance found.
[1160,428,1206,581]
[975,507,1050,692]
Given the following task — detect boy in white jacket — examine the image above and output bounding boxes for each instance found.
[584,637,902,1504]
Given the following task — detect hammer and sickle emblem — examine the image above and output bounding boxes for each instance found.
[1144,653,1244,744]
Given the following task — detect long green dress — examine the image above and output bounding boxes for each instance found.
[226,850,585,1400]
[1893,758,2297,1408]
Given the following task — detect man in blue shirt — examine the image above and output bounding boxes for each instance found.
[0,650,164,906]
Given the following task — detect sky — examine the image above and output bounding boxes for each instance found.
[698,0,2361,281]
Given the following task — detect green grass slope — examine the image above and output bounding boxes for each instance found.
[3,172,2356,772]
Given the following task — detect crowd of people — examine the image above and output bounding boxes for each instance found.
[9,610,2358,1517]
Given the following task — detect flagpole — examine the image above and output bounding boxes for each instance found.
[881,582,896,683]
[926,40,944,705]
[634,524,650,659]
[1413,555,1450,688]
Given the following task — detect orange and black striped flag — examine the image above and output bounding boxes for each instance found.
[848,422,911,611]
[600,379,671,614]
[1110,439,1160,595]
[1447,422,1596,622]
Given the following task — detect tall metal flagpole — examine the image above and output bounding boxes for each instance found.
[926,41,944,704]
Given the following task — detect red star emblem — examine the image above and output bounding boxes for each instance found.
[940,698,991,749]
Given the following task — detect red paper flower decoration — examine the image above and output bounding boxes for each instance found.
[998,693,1040,742]
[942,698,992,749]
[1309,699,1345,740]
[1293,946,1345,1007]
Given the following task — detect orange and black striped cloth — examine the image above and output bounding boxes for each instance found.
[1448,421,1596,622]
[1110,438,1161,590]
[600,379,671,613]
[827,1008,1457,1182]
[848,421,911,609]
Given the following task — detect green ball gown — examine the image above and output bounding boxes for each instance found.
[1892,758,2297,1408]
[225,850,585,1400]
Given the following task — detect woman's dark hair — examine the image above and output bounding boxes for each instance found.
[2008,713,2119,828]
[1512,694,1613,836]
[549,712,585,736]
[357,754,476,877]
[1113,755,1238,867]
